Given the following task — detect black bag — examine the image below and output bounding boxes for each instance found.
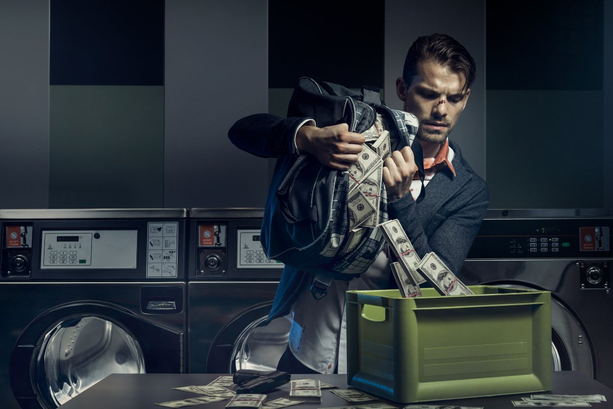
[261,77,424,299]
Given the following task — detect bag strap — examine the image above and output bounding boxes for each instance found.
[361,85,382,106]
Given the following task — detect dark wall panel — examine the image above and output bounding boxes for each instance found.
[164,0,269,208]
[0,0,50,208]
[50,0,164,86]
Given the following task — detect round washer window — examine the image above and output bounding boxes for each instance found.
[35,316,145,407]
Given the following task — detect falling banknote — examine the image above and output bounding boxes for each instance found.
[416,252,474,296]
[378,219,425,285]
[390,261,421,298]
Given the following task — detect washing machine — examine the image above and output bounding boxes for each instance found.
[0,209,188,409]
[186,208,288,374]
[460,209,612,388]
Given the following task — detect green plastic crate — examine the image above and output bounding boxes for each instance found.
[346,286,552,403]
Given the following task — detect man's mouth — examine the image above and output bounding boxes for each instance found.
[422,121,449,131]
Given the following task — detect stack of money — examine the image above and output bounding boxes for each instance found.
[156,395,229,408]
[390,261,421,298]
[208,375,235,388]
[512,393,606,407]
[330,389,377,403]
[226,394,267,409]
[288,379,322,401]
[261,398,304,409]
[346,113,394,234]
[172,384,236,398]
[416,252,474,296]
[379,219,425,285]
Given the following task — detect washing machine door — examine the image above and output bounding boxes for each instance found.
[206,303,291,373]
[10,303,183,409]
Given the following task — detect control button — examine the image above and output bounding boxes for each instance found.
[529,243,537,247]
[540,248,549,252]
[551,242,559,247]
[552,248,560,252]
[540,238,548,242]
[205,254,222,271]
[552,237,559,242]
[530,248,538,252]
[540,242,548,247]
[529,238,537,242]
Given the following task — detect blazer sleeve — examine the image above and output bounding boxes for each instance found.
[228,113,312,158]
[388,175,489,276]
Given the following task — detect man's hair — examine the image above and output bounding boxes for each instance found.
[402,33,476,91]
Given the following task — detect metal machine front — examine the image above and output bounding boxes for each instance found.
[0,209,188,409]
[187,208,288,373]
[460,209,612,388]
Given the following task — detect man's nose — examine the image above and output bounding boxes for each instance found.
[433,99,448,116]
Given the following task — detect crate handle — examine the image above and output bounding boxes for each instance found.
[360,303,388,322]
[355,293,387,307]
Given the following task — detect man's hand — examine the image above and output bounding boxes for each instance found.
[383,146,418,202]
[296,123,365,171]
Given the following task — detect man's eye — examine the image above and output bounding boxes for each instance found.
[420,91,436,99]
[449,96,464,103]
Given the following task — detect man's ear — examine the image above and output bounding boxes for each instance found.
[460,88,471,111]
[396,77,407,102]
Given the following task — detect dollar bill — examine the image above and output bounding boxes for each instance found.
[512,401,591,407]
[262,398,304,409]
[298,379,337,390]
[339,227,367,256]
[348,145,383,191]
[356,164,383,228]
[208,376,235,388]
[529,395,606,402]
[416,252,474,296]
[330,389,377,403]
[378,219,425,285]
[371,130,391,161]
[173,385,235,397]
[348,188,377,231]
[289,379,322,401]
[226,394,267,408]
[390,261,421,298]
[156,395,228,408]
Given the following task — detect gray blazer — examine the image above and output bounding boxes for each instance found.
[228,114,489,321]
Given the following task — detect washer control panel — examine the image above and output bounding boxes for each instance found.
[146,222,179,278]
[41,230,138,269]
[237,229,283,269]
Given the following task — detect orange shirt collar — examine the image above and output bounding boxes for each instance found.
[422,139,456,177]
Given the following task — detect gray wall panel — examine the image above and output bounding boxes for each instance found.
[164,0,269,208]
[605,1,613,210]
[384,0,486,180]
[0,0,49,208]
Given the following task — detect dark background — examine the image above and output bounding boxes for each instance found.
[0,0,610,210]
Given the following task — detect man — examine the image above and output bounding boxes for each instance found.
[228,33,488,374]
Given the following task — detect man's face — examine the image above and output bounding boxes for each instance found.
[396,60,470,145]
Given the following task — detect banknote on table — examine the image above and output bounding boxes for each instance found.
[390,261,421,298]
[529,394,606,402]
[348,145,383,191]
[298,378,337,390]
[289,379,322,401]
[156,395,228,408]
[378,219,425,285]
[226,393,267,408]
[403,406,484,409]
[173,384,236,398]
[330,389,377,403]
[416,252,474,296]
[512,401,591,407]
[208,375,235,388]
[262,398,304,409]
[348,188,377,231]
[370,130,391,161]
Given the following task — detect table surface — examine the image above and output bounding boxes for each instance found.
[60,371,612,409]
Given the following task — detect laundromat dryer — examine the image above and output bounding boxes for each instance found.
[0,209,188,409]
[460,209,613,389]
[187,208,288,374]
